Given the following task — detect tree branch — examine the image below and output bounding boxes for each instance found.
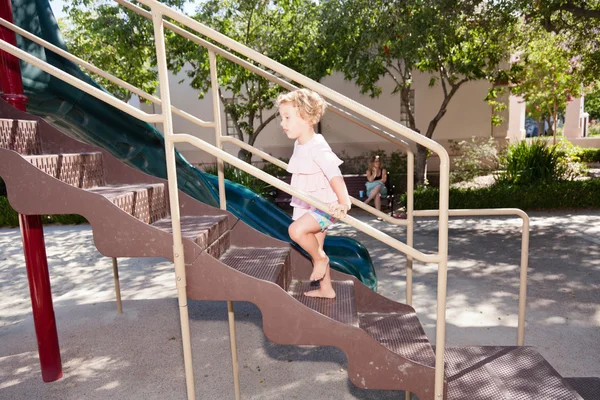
[558,2,600,20]
[249,112,278,146]
[219,88,244,142]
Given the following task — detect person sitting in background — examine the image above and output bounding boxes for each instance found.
[364,155,387,218]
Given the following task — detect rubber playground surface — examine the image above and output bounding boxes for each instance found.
[0,210,599,399]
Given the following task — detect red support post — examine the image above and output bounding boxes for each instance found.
[0,0,63,382]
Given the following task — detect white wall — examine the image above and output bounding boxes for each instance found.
[145,63,509,170]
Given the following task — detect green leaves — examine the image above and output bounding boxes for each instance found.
[60,1,163,102]
[165,0,329,154]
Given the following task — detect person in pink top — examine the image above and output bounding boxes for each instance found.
[277,89,352,299]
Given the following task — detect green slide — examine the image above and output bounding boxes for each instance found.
[8,0,377,290]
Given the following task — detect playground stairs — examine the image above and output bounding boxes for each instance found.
[1,105,597,399]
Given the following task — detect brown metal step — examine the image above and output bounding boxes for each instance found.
[443,346,584,399]
[0,118,42,155]
[288,280,359,327]
[87,183,167,224]
[151,215,229,255]
[565,378,600,400]
[359,312,435,368]
[219,247,289,287]
[24,152,105,189]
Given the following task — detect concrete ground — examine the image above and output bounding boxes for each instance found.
[0,210,599,399]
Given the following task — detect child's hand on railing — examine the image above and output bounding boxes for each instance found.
[329,203,351,219]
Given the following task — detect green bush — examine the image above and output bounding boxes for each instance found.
[496,139,575,185]
[405,179,600,210]
[576,147,600,163]
[450,137,504,183]
[204,164,275,197]
[0,196,19,227]
[0,196,87,228]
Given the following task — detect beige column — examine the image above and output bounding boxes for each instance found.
[506,95,526,142]
[564,96,585,138]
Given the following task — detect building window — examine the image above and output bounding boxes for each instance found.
[400,89,415,126]
[223,98,237,137]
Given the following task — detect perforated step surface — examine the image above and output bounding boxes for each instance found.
[0,118,41,155]
[444,346,584,400]
[220,247,289,284]
[152,215,229,254]
[565,378,600,400]
[88,183,167,224]
[288,280,359,327]
[25,152,105,188]
[359,312,435,367]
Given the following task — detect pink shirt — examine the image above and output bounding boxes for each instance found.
[286,134,343,220]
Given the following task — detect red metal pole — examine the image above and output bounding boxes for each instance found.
[0,0,63,382]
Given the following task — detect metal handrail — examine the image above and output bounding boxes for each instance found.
[0,12,413,223]
[114,0,412,151]
[413,208,530,346]
[1,2,450,397]
[0,17,213,129]
[0,39,437,263]
[219,136,410,226]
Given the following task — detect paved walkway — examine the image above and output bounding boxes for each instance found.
[0,210,599,399]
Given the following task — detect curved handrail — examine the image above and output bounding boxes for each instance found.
[114,0,412,151]
[172,134,435,261]
[1,12,412,224]
[0,3,451,397]
[135,0,444,156]
[0,17,213,129]
[413,208,530,346]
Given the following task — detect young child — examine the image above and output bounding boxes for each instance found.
[276,89,351,299]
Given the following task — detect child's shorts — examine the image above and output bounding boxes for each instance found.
[308,208,337,232]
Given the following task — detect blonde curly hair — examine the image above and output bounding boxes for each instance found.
[276,88,327,125]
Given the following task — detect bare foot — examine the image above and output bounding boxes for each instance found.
[310,256,329,281]
[304,286,336,299]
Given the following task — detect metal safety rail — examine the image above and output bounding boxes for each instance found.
[0,1,530,398]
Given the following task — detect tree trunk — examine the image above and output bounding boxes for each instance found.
[415,144,428,186]
[238,148,252,164]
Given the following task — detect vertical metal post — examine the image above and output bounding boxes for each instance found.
[517,217,529,346]
[112,258,123,314]
[405,150,415,306]
[434,153,451,399]
[209,50,241,400]
[0,0,62,382]
[405,150,415,400]
[150,8,195,400]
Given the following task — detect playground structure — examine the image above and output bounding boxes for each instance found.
[0,0,597,399]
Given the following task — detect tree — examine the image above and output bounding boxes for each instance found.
[518,0,600,83]
[585,90,600,121]
[509,28,587,144]
[320,0,518,184]
[59,0,187,102]
[166,0,330,162]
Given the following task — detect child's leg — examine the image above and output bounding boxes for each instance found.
[288,214,329,281]
[304,230,336,298]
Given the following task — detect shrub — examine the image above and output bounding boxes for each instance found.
[204,164,274,197]
[496,139,575,185]
[404,179,600,210]
[0,196,87,228]
[450,137,504,183]
[588,122,600,138]
[0,196,19,227]
[554,138,588,177]
[576,147,600,163]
